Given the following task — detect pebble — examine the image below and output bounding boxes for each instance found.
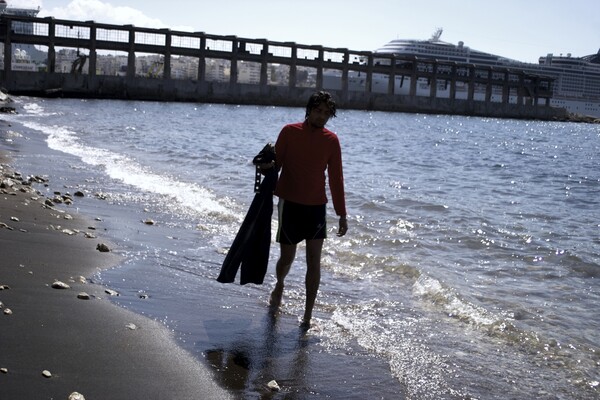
[143,219,155,225]
[267,380,281,391]
[69,392,86,400]
[42,370,52,378]
[105,289,119,296]
[84,232,96,239]
[0,222,14,230]
[52,281,71,289]
[10,216,19,222]
[126,323,137,330]
[3,308,12,315]
[96,243,110,252]
[1,368,7,374]
[28,175,47,184]
[74,191,85,197]
[0,284,10,290]
[77,292,91,300]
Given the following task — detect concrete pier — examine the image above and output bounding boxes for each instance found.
[0,15,566,120]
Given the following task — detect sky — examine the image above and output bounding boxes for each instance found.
[8,0,600,63]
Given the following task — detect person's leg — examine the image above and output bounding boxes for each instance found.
[302,238,324,326]
[269,243,297,308]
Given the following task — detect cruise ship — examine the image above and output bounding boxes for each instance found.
[331,29,600,118]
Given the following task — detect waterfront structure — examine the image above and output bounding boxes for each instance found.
[0,14,565,120]
[371,29,600,117]
[0,0,44,64]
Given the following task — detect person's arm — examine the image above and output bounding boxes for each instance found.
[328,138,347,237]
[337,215,348,237]
[328,139,346,217]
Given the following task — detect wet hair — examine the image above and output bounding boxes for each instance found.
[305,91,337,119]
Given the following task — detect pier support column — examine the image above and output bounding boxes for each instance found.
[429,61,438,99]
[409,58,418,97]
[468,65,475,101]
[388,56,396,95]
[198,35,206,82]
[229,36,238,87]
[88,24,97,76]
[543,77,552,106]
[316,46,324,89]
[259,39,268,91]
[449,64,457,100]
[127,25,135,78]
[485,68,492,102]
[502,70,509,104]
[289,43,297,89]
[365,53,373,93]
[341,49,349,101]
[517,72,524,105]
[47,18,56,73]
[532,77,539,106]
[2,16,12,78]
[163,29,171,80]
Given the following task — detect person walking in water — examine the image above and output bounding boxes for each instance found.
[267,91,348,329]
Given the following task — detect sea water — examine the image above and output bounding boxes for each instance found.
[2,97,599,399]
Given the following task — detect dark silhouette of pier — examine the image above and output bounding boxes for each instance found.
[0,14,566,120]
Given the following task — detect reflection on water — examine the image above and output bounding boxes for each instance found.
[204,312,317,398]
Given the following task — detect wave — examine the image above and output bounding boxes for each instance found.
[321,300,468,400]
[16,120,241,226]
[411,273,599,394]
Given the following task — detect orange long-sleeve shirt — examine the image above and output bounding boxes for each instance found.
[274,121,347,217]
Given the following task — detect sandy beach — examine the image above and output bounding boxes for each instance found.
[0,150,232,399]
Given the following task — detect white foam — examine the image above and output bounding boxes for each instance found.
[322,301,466,399]
[19,120,239,220]
[412,274,497,327]
[21,102,46,115]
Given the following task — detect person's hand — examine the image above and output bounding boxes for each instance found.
[256,161,275,175]
[337,216,348,237]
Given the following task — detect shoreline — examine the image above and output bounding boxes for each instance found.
[0,150,231,399]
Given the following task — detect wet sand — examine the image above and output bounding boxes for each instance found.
[0,152,232,399]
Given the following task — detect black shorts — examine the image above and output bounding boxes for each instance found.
[276,199,327,245]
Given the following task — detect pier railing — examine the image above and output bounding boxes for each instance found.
[0,15,564,120]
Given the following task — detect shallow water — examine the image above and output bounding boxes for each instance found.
[2,97,599,399]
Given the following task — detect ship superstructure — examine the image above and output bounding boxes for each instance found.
[0,0,40,17]
[372,28,600,117]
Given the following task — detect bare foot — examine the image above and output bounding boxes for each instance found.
[300,318,311,331]
[269,284,283,309]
